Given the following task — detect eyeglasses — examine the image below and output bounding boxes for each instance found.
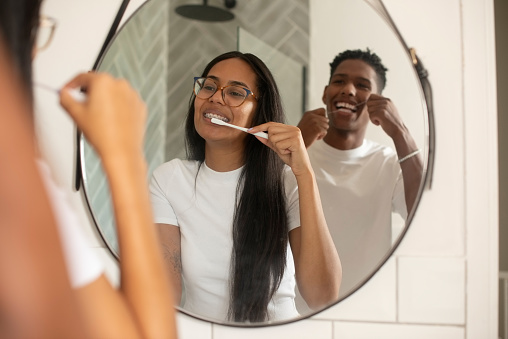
[35,15,57,52]
[193,77,257,107]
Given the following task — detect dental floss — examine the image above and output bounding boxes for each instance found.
[327,100,368,115]
[210,118,268,139]
[35,83,86,103]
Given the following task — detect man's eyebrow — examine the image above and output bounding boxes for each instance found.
[333,73,372,84]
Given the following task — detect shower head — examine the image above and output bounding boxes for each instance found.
[175,0,235,22]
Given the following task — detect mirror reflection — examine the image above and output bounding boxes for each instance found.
[81,0,429,325]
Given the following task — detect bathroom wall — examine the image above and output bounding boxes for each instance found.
[33,0,498,338]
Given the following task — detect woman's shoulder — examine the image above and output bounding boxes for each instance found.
[152,159,200,183]
[151,159,200,192]
[153,159,198,174]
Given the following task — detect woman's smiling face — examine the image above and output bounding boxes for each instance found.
[194,58,258,143]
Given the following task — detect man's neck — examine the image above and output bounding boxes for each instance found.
[323,130,365,150]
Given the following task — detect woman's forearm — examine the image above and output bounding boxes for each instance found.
[293,170,342,309]
[60,73,177,338]
[103,152,177,339]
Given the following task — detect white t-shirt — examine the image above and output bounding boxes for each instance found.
[150,159,301,322]
[307,139,406,295]
[37,160,103,288]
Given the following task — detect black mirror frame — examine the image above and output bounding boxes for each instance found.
[75,0,436,328]
[74,0,132,192]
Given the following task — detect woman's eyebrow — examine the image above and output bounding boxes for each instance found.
[207,75,249,88]
[228,80,249,88]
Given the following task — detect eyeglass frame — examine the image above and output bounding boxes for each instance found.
[34,15,57,52]
[193,76,258,107]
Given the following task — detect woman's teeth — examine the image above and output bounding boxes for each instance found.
[204,113,229,122]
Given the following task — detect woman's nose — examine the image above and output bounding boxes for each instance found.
[209,88,226,105]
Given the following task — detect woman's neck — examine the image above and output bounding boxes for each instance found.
[204,141,245,172]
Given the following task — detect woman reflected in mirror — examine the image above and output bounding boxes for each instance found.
[150,51,342,323]
[0,0,178,337]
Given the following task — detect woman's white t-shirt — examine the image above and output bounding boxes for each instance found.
[37,160,103,288]
[150,159,301,322]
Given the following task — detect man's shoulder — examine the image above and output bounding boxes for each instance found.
[363,139,397,158]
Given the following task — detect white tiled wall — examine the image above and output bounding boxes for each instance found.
[176,314,212,339]
[34,0,498,338]
[213,320,333,339]
[397,257,466,325]
[314,258,397,322]
[333,322,465,339]
[385,0,466,259]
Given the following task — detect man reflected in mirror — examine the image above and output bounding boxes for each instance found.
[297,49,423,294]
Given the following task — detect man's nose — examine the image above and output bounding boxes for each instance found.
[341,82,356,96]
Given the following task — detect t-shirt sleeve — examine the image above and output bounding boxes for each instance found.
[149,165,179,226]
[392,170,408,220]
[284,167,301,232]
[37,160,103,289]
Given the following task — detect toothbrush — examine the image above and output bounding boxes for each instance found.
[35,83,87,103]
[210,118,268,139]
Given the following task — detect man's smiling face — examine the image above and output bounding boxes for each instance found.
[322,59,379,135]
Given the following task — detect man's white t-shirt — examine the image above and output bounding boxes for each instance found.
[307,139,406,295]
[150,159,301,322]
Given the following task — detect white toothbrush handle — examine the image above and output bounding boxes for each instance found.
[68,88,86,103]
[211,118,268,139]
[251,131,268,139]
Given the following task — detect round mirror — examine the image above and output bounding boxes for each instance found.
[80,0,432,326]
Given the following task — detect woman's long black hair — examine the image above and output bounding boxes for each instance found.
[0,0,42,102]
[185,51,289,322]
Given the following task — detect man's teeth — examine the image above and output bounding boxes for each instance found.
[205,113,229,122]
[335,102,357,111]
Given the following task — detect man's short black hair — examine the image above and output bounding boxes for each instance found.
[329,48,388,92]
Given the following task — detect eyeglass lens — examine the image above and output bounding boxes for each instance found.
[194,77,249,107]
[36,16,56,51]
